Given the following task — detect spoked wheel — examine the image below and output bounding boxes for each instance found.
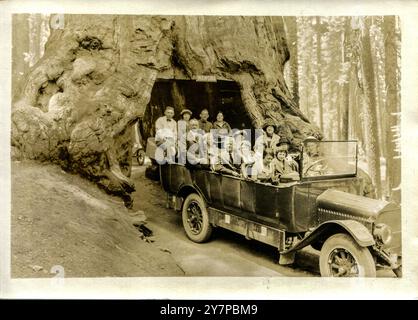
[319,233,376,277]
[182,193,212,243]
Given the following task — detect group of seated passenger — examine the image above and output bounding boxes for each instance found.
[240,144,300,184]
[154,106,312,184]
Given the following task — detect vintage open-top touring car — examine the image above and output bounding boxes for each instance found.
[156,140,401,277]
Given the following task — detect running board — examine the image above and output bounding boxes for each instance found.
[208,207,285,251]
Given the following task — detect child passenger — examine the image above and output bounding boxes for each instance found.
[186,118,208,167]
[254,118,281,155]
[272,144,299,183]
[242,149,275,183]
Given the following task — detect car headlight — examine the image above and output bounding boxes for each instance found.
[373,223,393,245]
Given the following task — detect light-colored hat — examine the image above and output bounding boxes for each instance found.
[180,109,192,116]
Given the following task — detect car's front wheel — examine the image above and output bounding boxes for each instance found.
[182,193,212,243]
[319,233,376,277]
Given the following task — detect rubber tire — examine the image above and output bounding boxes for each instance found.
[145,163,160,181]
[182,193,212,243]
[319,233,376,277]
[136,150,145,166]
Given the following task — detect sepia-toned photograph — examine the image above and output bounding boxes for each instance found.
[9,12,402,279]
[2,0,418,301]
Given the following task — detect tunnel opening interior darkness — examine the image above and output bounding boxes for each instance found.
[139,79,255,146]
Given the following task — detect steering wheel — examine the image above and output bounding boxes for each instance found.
[304,158,329,176]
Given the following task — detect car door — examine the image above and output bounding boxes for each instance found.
[206,171,223,210]
[253,182,281,227]
[240,179,256,217]
[221,174,242,214]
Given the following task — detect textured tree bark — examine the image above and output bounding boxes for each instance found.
[12,15,321,204]
[12,15,30,103]
[283,16,299,105]
[315,17,324,131]
[357,17,382,199]
[340,19,351,141]
[383,16,401,204]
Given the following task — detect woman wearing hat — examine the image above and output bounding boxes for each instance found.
[178,109,192,131]
[246,149,275,183]
[254,118,281,156]
[177,109,193,164]
[271,144,299,183]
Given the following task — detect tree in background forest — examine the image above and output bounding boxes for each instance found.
[292,15,401,203]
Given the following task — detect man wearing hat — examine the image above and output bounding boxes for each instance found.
[155,106,177,163]
[177,109,193,164]
[302,136,327,176]
[254,118,281,156]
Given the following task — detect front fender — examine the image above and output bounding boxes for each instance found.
[282,220,375,254]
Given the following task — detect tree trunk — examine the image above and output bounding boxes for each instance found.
[283,16,299,105]
[316,17,324,131]
[12,14,30,103]
[357,17,382,199]
[340,18,351,140]
[383,16,401,204]
[12,15,321,203]
[336,85,342,140]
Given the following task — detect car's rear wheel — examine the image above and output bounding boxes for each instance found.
[319,233,376,277]
[182,193,212,243]
[135,149,145,166]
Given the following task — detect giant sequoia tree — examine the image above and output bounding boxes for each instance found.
[11,15,321,203]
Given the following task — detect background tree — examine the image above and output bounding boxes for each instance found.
[12,14,50,103]
[315,16,324,131]
[296,16,400,202]
[383,16,401,203]
[354,17,383,199]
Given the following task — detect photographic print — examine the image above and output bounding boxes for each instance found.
[1,0,417,300]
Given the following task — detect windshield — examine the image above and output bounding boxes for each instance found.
[301,141,357,179]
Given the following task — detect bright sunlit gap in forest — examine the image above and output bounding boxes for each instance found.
[283,16,401,203]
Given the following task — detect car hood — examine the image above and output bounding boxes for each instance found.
[316,189,397,221]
